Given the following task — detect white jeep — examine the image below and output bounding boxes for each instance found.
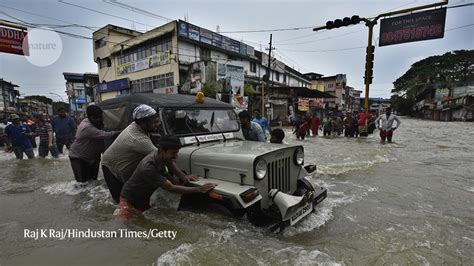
[101,93,327,231]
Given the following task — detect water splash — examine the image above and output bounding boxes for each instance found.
[42,181,94,195]
[317,155,390,176]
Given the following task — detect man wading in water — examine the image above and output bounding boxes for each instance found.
[374,107,401,143]
[115,135,217,222]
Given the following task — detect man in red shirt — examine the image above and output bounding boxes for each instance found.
[357,112,372,137]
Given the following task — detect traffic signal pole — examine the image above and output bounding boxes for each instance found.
[313,0,448,114]
[363,20,375,113]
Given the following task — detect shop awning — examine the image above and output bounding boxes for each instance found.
[269,86,336,98]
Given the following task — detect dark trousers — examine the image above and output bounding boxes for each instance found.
[380,129,394,143]
[38,141,59,158]
[13,147,35,159]
[69,157,100,183]
[29,136,36,148]
[102,165,123,203]
[56,138,73,154]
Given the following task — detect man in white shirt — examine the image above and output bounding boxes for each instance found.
[374,107,401,143]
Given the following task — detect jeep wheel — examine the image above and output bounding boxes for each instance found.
[246,203,272,226]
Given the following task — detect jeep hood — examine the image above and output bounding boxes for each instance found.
[179,140,301,185]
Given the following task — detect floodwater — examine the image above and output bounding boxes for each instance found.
[0,117,473,265]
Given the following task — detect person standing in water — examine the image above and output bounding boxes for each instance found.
[374,107,401,143]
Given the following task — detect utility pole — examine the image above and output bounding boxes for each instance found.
[262,34,274,115]
[313,0,448,114]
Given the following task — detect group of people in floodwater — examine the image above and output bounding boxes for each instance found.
[1,103,400,222]
[287,107,401,143]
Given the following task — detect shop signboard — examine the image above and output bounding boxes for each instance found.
[188,24,200,41]
[0,25,29,56]
[178,21,188,37]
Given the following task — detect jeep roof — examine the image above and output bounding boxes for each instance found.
[100,93,233,110]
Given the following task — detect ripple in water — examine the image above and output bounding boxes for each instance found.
[317,155,390,176]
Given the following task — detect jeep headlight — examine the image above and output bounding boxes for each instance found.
[293,148,304,165]
[254,159,267,180]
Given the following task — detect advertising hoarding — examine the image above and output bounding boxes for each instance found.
[116,51,169,76]
[379,8,446,47]
[178,20,255,57]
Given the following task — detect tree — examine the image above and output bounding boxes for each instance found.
[393,50,474,95]
[201,82,217,98]
[391,50,474,114]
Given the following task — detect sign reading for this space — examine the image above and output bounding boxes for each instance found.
[379,7,446,47]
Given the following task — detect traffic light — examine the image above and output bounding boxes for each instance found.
[326,15,361,30]
[364,45,375,84]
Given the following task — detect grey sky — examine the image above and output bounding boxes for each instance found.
[0,0,472,102]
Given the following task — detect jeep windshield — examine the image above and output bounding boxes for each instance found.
[163,109,240,137]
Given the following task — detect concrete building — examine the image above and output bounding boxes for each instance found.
[18,97,53,116]
[63,72,99,115]
[92,20,311,115]
[305,74,347,111]
[345,86,362,113]
[0,79,20,114]
[415,83,474,121]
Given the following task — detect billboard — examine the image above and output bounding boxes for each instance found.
[0,25,29,56]
[178,20,255,58]
[98,78,130,93]
[116,51,169,76]
[379,8,446,47]
[217,63,245,109]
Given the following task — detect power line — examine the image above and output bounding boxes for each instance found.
[275,2,472,46]
[278,46,366,53]
[445,23,474,31]
[274,1,417,44]
[275,29,365,46]
[219,25,316,34]
[272,50,309,73]
[104,0,172,22]
[58,0,156,29]
[0,3,97,30]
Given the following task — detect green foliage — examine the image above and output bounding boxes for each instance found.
[390,94,415,116]
[392,50,474,95]
[244,83,257,94]
[201,82,217,98]
[391,50,474,115]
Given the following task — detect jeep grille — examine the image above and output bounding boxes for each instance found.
[267,157,291,193]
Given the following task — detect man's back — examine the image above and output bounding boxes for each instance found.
[102,122,157,182]
[53,116,76,139]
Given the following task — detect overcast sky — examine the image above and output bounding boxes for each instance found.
[0,0,472,102]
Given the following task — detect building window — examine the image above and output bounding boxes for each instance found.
[275,72,280,81]
[200,48,211,61]
[283,74,287,83]
[95,37,107,49]
[118,38,172,66]
[131,73,174,93]
[98,58,110,69]
[250,62,256,73]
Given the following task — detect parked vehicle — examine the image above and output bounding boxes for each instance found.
[100,93,327,232]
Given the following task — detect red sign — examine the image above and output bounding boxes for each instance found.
[379,8,446,47]
[0,25,29,56]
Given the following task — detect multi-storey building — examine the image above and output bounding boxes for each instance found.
[92,20,311,117]
[63,72,99,115]
[0,79,20,115]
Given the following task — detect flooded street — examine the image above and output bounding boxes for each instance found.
[1,117,473,265]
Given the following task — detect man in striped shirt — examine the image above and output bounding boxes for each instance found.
[34,114,59,158]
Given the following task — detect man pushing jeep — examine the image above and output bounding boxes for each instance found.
[115,135,217,222]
